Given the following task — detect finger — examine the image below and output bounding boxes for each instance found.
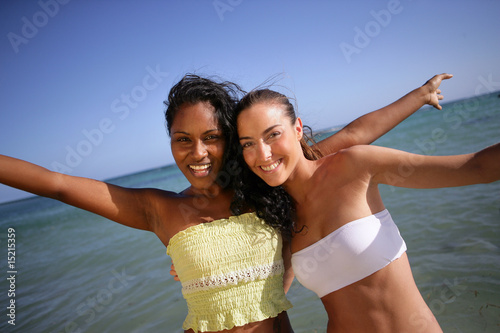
[436,89,441,94]
[439,73,453,80]
[425,73,453,87]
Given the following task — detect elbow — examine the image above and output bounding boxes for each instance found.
[472,143,500,184]
[473,164,500,185]
[482,174,500,184]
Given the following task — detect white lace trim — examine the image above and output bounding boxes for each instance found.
[182,260,284,295]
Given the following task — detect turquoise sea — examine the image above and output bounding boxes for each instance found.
[1,92,499,333]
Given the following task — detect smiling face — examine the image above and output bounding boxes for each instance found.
[237,102,303,187]
[170,101,225,192]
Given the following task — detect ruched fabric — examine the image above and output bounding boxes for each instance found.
[167,212,292,332]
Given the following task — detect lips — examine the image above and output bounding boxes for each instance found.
[259,159,281,172]
[189,163,212,176]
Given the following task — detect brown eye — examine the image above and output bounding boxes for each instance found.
[268,131,281,140]
[241,141,253,149]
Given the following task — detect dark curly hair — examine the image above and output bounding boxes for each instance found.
[164,74,246,189]
[230,89,323,239]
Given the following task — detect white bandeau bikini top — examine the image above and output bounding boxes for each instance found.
[291,209,407,298]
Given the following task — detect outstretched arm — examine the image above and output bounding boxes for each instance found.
[314,74,453,156]
[0,155,157,231]
[359,143,500,188]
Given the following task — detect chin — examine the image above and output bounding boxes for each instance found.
[261,177,284,188]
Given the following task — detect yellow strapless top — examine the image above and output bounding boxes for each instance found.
[166,212,292,332]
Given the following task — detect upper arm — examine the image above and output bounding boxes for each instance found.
[53,173,165,231]
[1,155,164,230]
[313,128,359,156]
[313,112,397,156]
[361,145,495,189]
[313,87,428,156]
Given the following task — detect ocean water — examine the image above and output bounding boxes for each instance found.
[1,92,499,333]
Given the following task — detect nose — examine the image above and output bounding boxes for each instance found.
[257,142,272,161]
[191,140,208,160]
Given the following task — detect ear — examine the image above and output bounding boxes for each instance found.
[295,117,304,141]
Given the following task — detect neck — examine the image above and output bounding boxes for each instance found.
[183,183,230,199]
[282,156,318,204]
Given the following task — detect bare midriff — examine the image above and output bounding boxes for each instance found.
[320,254,442,333]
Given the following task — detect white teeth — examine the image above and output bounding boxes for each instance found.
[190,164,211,171]
[261,160,281,171]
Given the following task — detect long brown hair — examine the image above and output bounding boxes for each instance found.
[234,89,323,160]
[230,88,320,239]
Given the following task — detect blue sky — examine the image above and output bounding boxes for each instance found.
[1,0,499,203]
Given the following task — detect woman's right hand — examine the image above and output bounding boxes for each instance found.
[170,262,180,281]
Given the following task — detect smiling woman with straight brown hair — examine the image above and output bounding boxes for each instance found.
[233,73,500,333]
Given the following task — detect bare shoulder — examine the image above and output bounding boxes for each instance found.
[143,187,182,199]
[137,188,193,241]
[318,145,389,180]
[323,145,374,164]
[341,145,400,161]
[140,187,184,210]
[343,144,381,154]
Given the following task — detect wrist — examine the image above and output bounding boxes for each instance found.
[412,86,429,107]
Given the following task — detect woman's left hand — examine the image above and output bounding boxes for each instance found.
[422,73,453,110]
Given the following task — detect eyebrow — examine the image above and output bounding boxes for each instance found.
[173,128,220,135]
[239,124,281,141]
